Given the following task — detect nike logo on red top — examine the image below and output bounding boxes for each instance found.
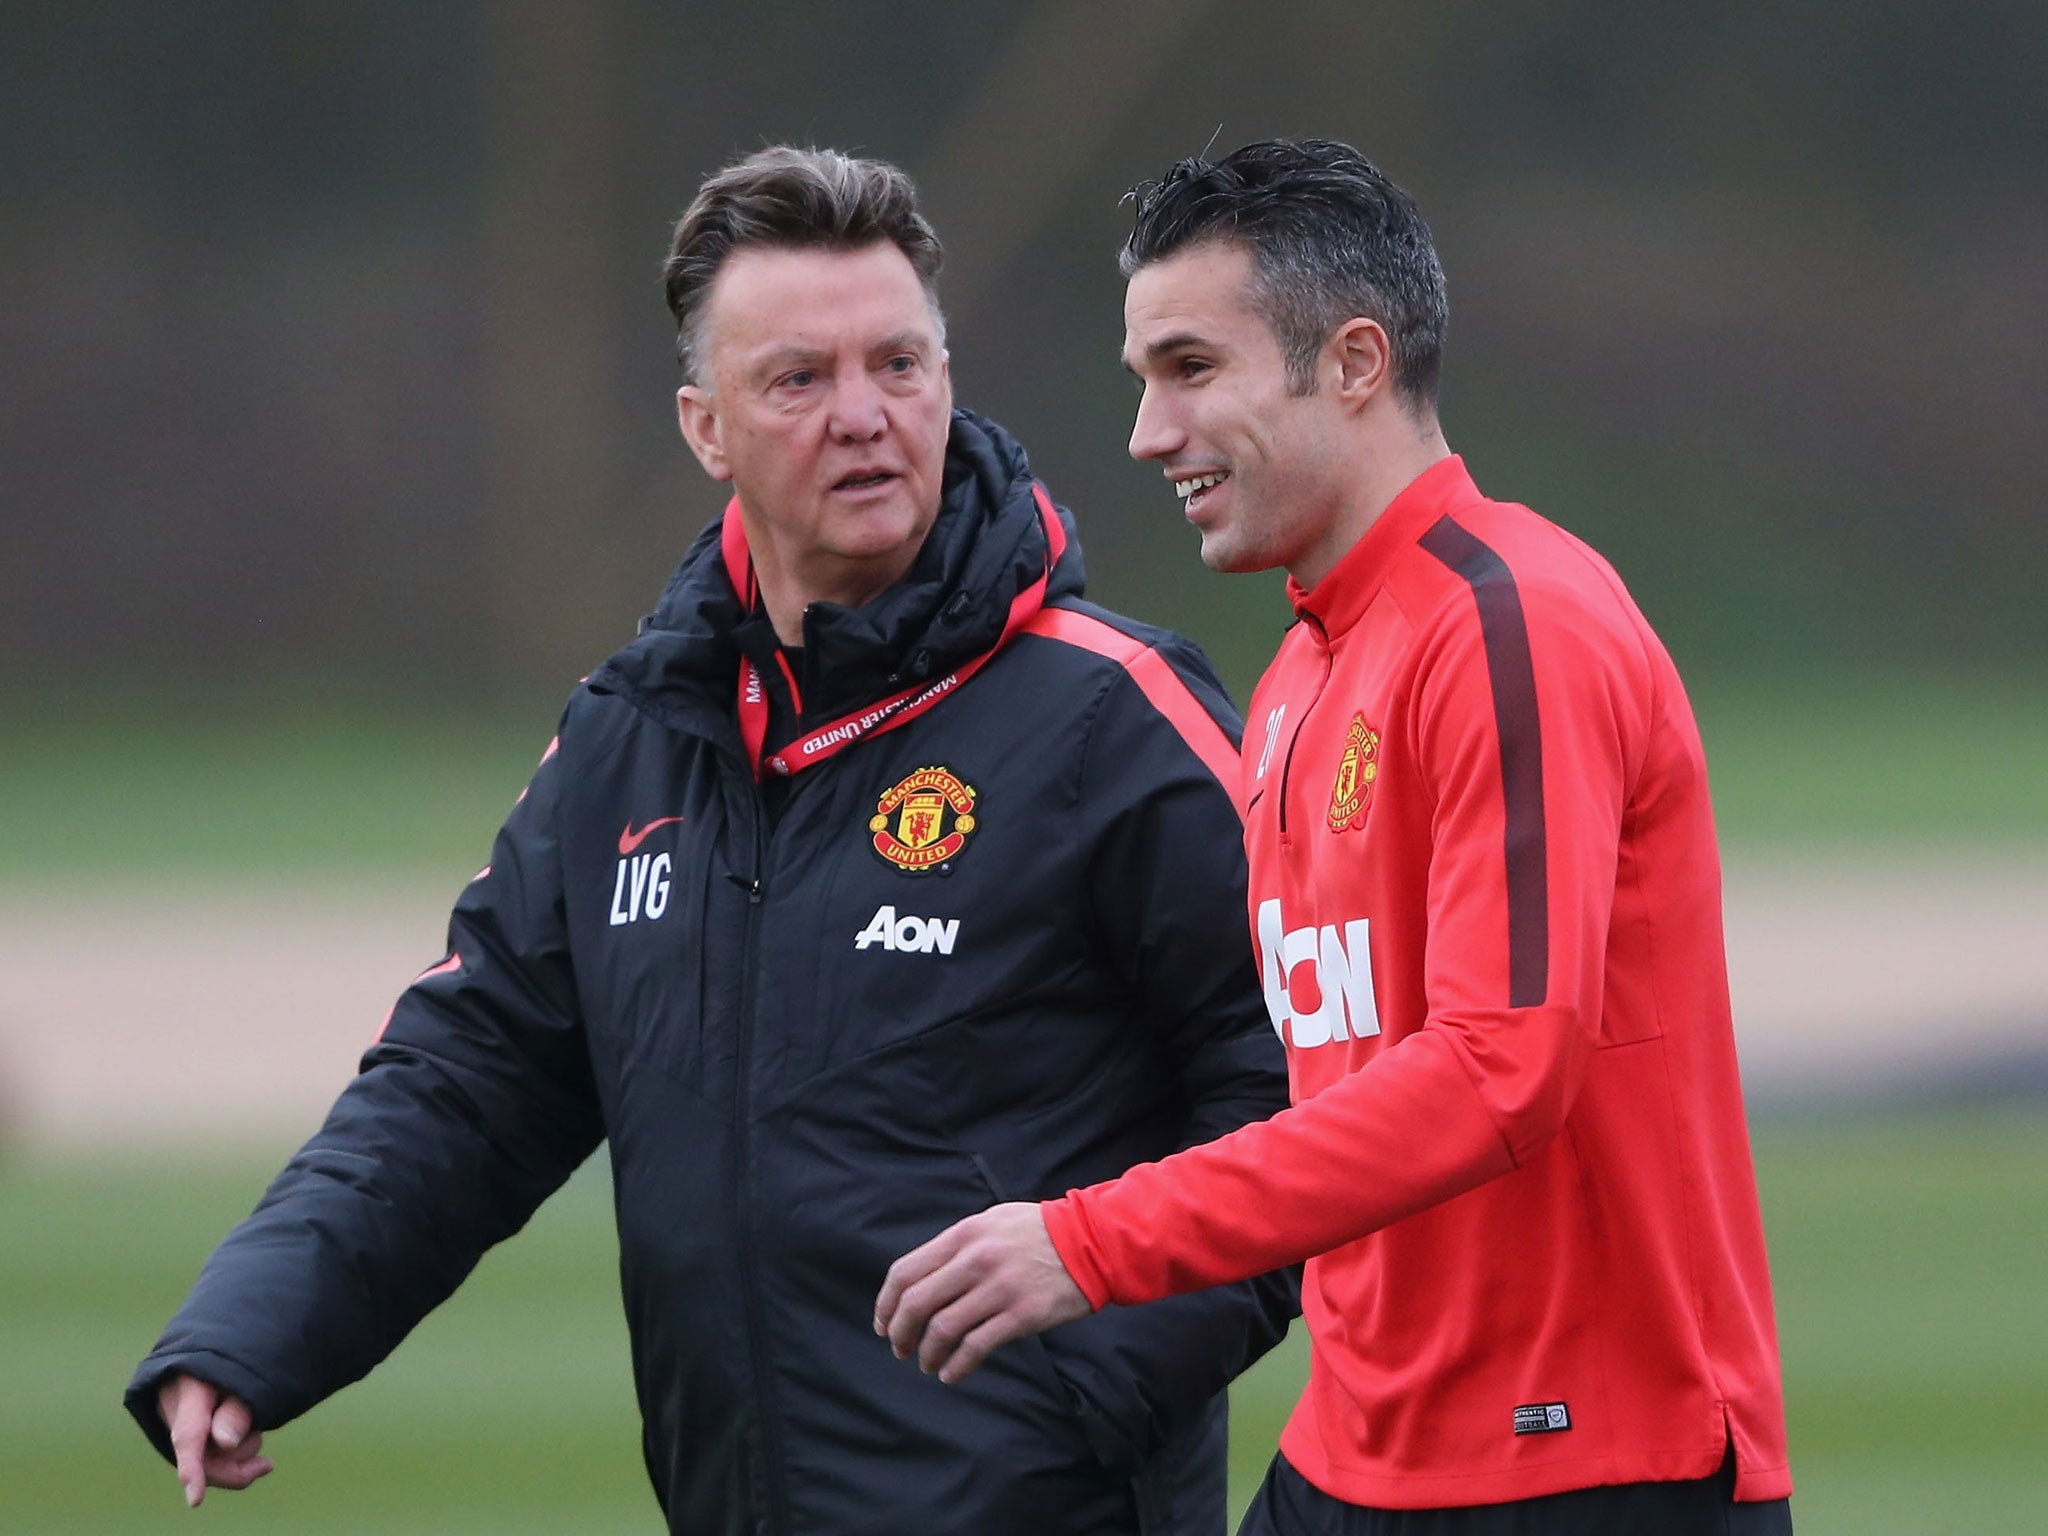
[619,816,686,855]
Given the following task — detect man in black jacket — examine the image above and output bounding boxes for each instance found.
[128,146,1296,1535]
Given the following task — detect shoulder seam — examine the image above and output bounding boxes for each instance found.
[1022,607,1240,794]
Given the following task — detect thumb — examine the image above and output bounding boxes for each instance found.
[211,1396,253,1452]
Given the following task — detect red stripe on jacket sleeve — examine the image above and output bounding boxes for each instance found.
[1023,608,1241,792]
[373,951,463,1043]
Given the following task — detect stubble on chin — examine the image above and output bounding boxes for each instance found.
[1197,529,1270,577]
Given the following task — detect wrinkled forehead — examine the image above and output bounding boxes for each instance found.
[702,242,944,363]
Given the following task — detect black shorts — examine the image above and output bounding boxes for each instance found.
[1236,1447,1792,1536]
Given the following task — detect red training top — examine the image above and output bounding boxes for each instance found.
[1043,457,1791,1509]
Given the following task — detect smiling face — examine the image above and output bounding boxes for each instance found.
[1123,241,1366,584]
[676,242,953,621]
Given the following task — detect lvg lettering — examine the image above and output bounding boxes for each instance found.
[611,853,672,926]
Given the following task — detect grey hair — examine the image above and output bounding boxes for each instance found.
[664,146,945,386]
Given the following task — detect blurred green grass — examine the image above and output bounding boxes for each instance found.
[0,693,551,878]
[4,1107,2044,1534]
[2,676,2044,876]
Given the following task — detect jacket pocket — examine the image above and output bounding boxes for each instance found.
[964,1151,1161,1481]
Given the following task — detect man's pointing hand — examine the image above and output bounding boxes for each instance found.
[158,1373,274,1507]
[874,1201,1092,1383]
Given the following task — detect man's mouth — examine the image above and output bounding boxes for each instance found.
[1174,471,1230,510]
[834,470,898,492]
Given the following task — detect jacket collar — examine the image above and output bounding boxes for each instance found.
[1289,454,1483,638]
[589,409,1084,724]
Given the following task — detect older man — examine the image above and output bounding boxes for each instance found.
[879,139,1793,1536]
[128,147,1295,1536]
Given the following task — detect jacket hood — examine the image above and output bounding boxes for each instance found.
[592,409,1085,721]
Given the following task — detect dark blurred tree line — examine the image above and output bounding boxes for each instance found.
[3,0,2042,706]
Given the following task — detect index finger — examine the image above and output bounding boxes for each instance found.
[160,1380,214,1508]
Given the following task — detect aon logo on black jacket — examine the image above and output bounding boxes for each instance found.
[854,904,959,954]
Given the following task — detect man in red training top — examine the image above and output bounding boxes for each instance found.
[877,138,1793,1535]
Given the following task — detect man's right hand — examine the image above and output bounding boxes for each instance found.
[156,1374,274,1507]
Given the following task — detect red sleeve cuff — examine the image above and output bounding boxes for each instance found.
[1040,1196,1112,1311]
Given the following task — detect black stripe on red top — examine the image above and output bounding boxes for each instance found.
[1418,514,1549,1009]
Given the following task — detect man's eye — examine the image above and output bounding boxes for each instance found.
[1177,358,1212,380]
[781,370,816,389]
[885,355,917,374]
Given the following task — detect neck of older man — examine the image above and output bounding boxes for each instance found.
[745,528,927,647]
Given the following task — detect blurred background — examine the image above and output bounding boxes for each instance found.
[2,3,2043,1532]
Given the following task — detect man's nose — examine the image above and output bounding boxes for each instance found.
[829,372,889,442]
[1127,384,1182,462]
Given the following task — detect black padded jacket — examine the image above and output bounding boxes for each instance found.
[127,410,1298,1536]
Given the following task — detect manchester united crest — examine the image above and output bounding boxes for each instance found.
[1326,714,1380,833]
[871,766,978,872]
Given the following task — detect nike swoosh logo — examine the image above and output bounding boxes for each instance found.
[619,816,686,855]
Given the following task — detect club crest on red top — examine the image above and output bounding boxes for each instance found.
[1327,713,1380,833]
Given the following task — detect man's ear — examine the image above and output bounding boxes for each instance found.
[676,384,732,481]
[1330,318,1392,409]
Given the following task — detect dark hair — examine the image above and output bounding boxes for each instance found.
[1121,138,1447,406]
[664,146,945,385]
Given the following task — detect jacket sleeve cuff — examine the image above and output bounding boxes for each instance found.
[1040,1196,1113,1312]
[124,1351,277,1466]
